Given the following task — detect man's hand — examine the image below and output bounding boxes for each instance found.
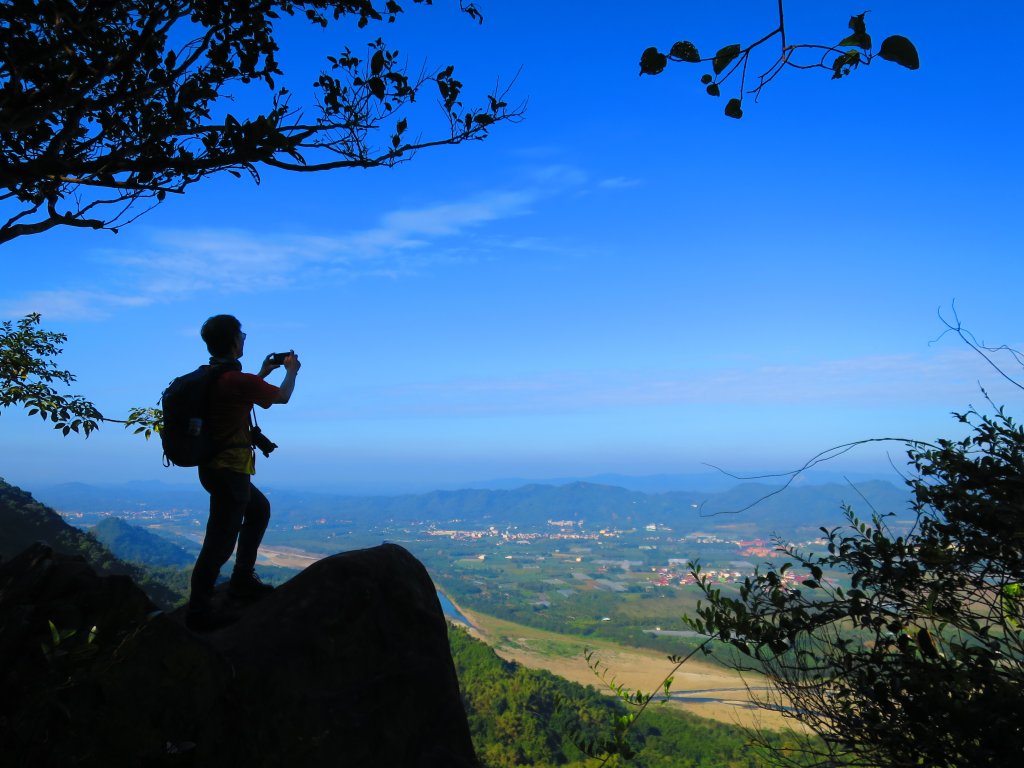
[258,353,280,379]
[259,351,299,379]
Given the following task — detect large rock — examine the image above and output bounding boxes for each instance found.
[0,542,477,767]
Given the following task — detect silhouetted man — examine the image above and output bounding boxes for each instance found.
[186,314,300,631]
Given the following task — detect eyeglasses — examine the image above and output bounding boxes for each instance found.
[239,332,247,340]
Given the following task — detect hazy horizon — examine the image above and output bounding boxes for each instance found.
[5,465,906,499]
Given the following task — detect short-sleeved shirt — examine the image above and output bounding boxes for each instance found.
[204,370,280,475]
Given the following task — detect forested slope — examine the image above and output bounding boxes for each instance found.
[0,478,187,608]
[450,626,809,767]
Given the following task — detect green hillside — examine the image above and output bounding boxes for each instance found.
[91,516,196,567]
[0,478,187,609]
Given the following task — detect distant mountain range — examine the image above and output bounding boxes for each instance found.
[458,469,898,494]
[26,468,899,501]
[26,476,914,540]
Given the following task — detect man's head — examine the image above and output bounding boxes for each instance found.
[201,314,244,358]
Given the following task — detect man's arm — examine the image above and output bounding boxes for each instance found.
[273,354,300,404]
[256,352,301,404]
[274,364,299,405]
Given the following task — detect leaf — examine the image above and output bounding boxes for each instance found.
[878,35,920,69]
[839,32,871,49]
[700,74,712,85]
[639,47,667,76]
[370,49,385,76]
[917,628,940,658]
[848,12,867,37]
[712,44,741,75]
[669,41,700,63]
[706,82,720,97]
[724,98,743,118]
[367,76,386,100]
[831,50,861,79]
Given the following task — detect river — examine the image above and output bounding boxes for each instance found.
[436,590,475,629]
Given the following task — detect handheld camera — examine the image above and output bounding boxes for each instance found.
[251,426,278,458]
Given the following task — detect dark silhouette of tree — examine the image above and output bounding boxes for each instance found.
[686,403,1024,766]
[640,2,919,119]
[0,0,523,243]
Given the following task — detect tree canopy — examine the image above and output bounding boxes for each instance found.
[0,0,522,243]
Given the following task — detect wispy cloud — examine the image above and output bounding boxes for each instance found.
[0,289,154,321]
[330,190,534,257]
[350,349,1014,418]
[2,165,602,320]
[113,229,309,296]
[598,176,642,190]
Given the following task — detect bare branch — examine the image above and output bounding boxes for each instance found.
[700,436,935,515]
[934,302,1024,392]
[640,1,918,118]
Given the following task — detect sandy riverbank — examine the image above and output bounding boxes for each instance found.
[257,546,326,569]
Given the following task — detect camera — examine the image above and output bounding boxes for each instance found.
[268,350,293,365]
[250,425,278,457]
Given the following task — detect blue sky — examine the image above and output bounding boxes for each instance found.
[2,2,1022,493]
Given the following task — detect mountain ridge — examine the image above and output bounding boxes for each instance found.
[27,476,913,540]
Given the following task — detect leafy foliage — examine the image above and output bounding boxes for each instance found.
[0,313,161,438]
[640,4,919,119]
[685,407,1024,766]
[1,313,103,435]
[0,0,522,242]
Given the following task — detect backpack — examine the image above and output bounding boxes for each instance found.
[160,365,228,467]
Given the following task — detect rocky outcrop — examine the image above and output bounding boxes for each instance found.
[0,541,477,767]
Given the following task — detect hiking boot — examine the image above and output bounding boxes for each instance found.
[185,605,239,632]
[229,569,275,600]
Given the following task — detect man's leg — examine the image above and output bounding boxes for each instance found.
[228,482,274,598]
[189,467,250,614]
[232,483,270,576]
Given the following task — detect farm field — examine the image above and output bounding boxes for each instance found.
[455,601,800,733]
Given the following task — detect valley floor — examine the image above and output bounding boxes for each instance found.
[450,597,800,733]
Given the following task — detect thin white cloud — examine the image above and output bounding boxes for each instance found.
[334,191,534,256]
[0,289,154,321]
[526,164,589,188]
[3,167,599,320]
[113,229,307,296]
[354,349,1017,417]
[598,176,642,190]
